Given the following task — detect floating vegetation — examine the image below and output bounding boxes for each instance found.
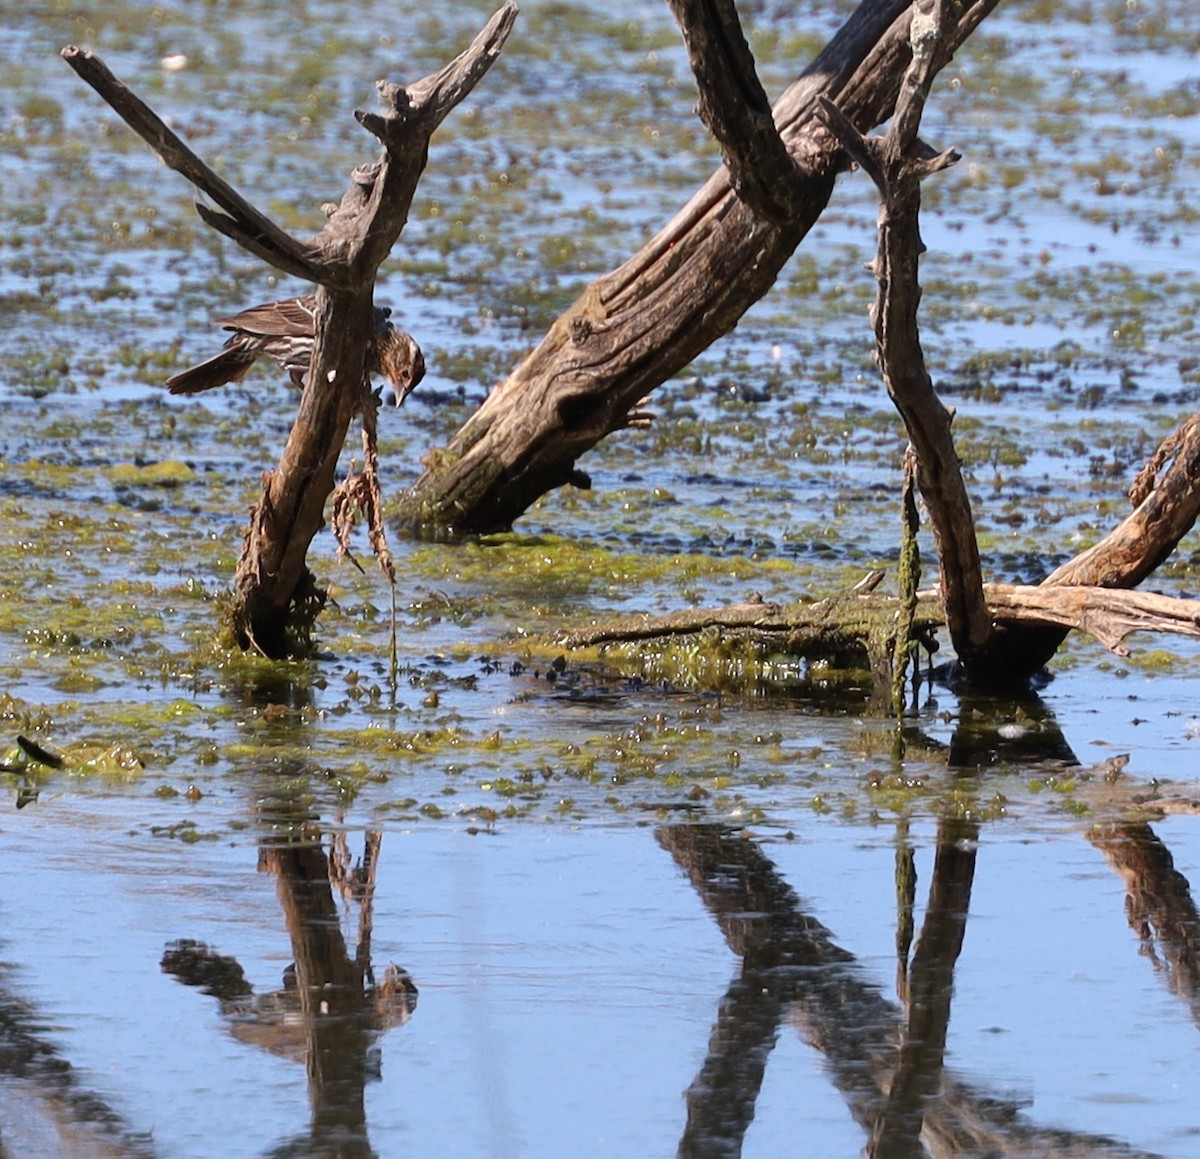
[0,0,1193,827]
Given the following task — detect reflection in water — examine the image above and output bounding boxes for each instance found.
[1090,820,1200,1029]
[659,823,1157,1159]
[0,962,157,1158]
[163,810,415,1158]
[942,687,1080,771]
[871,820,976,1159]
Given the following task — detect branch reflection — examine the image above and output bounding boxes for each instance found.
[660,822,1156,1159]
[1090,820,1200,1028]
[871,819,976,1159]
[162,804,415,1158]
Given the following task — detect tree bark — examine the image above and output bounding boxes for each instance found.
[817,0,994,672]
[398,0,1002,536]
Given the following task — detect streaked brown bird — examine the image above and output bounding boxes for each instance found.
[165,296,425,405]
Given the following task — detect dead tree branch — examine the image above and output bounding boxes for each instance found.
[66,5,517,658]
[665,0,804,224]
[61,46,324,283]
[399,0,1003,535]
[560,581,1200,668]
[817,0,994,674]
[1047,413,1200,590]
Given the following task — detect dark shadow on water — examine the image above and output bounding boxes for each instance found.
[162,789,416,1159]
[658,821,1161,1159]
[899,679,1081,771]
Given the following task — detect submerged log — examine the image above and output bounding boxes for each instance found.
[560,580,1200,675]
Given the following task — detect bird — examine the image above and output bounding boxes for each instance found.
[165,296,425,405]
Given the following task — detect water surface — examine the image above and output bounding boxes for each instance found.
[2,0,1200,1154]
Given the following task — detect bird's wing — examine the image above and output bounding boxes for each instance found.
[213,297,316,338]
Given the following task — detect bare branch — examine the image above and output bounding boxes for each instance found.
[820,0,991,672]
[666,0,804,224]
[192,203,325,285]
[981,583,1200,655]
[363,1,518,139]
[560,583,1200,662]
[1048,413,1200,589]
[401,0,1005,536]
[60,45,324,283]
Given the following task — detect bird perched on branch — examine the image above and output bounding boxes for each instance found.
[165,296,425,405]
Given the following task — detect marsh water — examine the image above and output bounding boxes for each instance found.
[3,0,1200,1155]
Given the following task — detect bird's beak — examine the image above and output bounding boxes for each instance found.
[392,350,426,407]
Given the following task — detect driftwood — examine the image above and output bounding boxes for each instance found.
[561,581,1200,665]
[398,0,1002,535]
[64,7,516,657]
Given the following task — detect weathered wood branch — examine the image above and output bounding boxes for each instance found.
[399,0,1003,535]
[817,0,994,676]
[234,9,515,656]
[813,4,1200,684]
[665,0,803,224]
[328,3,518,281]
[1048,413,1200,590]
[978,411,1200,675]
[981,583,1200,655]
[60,44,324,283]
[67,8,516,657]
[558,403,1200,688]
[560,581,1200,665]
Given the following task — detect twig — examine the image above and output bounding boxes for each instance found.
[892,449,921,715]
[60,46,324,284]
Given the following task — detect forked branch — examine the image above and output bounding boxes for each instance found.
[65,6,517,658]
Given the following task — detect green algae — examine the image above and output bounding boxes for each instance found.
[0,0,1194,833]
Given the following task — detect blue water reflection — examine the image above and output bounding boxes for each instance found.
[4,801,1200,1156]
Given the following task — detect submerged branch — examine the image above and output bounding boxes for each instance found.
[560,581,1200,663]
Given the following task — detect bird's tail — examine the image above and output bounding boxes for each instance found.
[165,349,255,395]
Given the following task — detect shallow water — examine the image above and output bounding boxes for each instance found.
[8,806,1200,1157]
[2,0,1200,1155]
